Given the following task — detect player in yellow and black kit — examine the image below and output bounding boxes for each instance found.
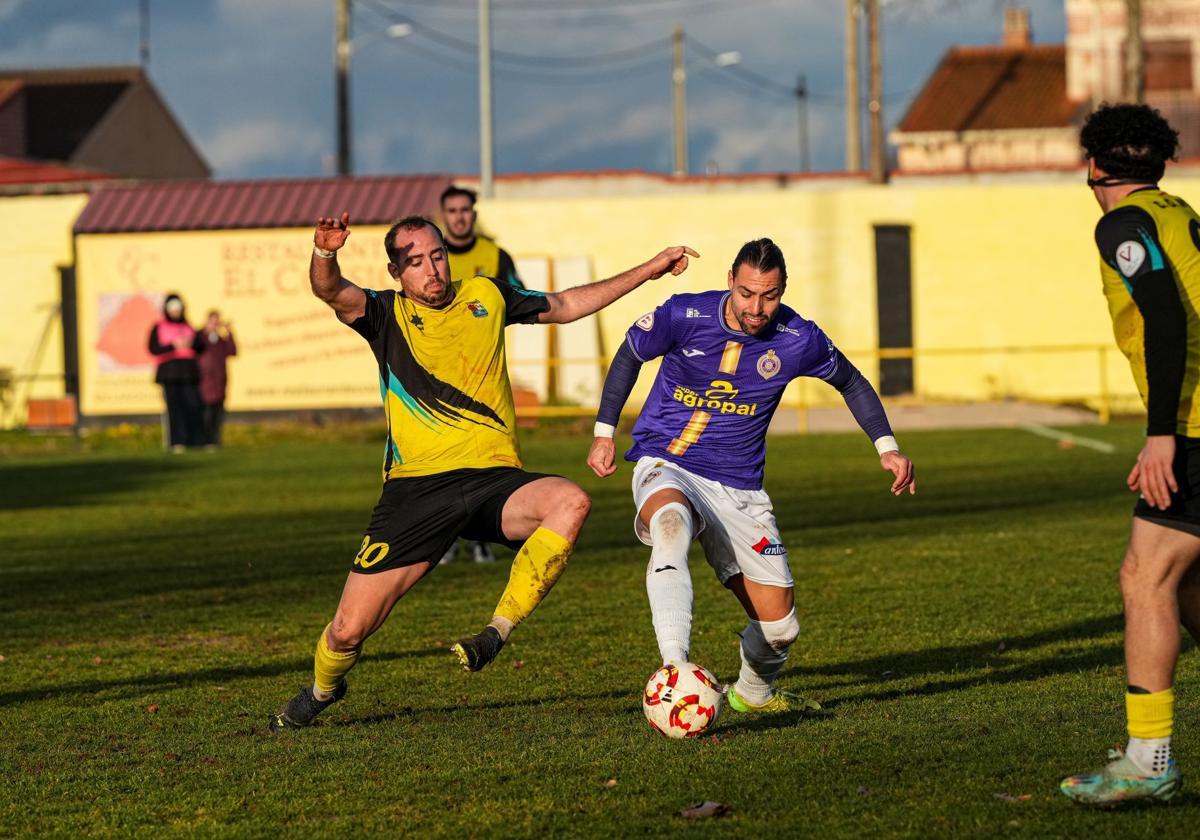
[1061,104,1200,806]
[442,185,523,290]
[268,211,698,730]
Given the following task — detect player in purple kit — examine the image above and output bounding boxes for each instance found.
[587,238,915,713]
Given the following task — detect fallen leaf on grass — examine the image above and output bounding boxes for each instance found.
[678,801,730,819]
[0,655,7,663]
[92,656,103,665]
[604,778,618,788]
[512,659,525,669]
[993,793,1031,802]
[147,704,159,714]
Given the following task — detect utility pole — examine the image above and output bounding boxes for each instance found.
[672,24,688,177]
[1125,0,1144,103]
[335,0,351,176]
[479,0,495,197]
[866,0,886,184]
[845,0,861,172]
[796,74,810,173]
[139,0,150,68]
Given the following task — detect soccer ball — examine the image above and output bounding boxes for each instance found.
[642,662,723,738]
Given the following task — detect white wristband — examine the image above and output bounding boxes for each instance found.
[874,435,899,456]
[314,245,336,259]
[594,422,615,439]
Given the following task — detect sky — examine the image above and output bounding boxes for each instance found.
[0,0,1069,180]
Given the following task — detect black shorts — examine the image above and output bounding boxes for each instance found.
[350,467,555,574]
[1134,435,1200,538]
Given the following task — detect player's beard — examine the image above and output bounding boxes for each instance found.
[734,307,771,335]
[413,276,453,308]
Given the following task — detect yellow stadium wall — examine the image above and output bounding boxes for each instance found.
[68,174,1200,419]
[0,192,89,429]
[480,176,1200,412]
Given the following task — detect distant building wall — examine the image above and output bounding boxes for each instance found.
[54,171,1200,421]
[894,128,1080,172]
[0,192,88,428]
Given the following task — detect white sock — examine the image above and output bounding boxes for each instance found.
[488,616,515,642]
[645,503,694,665]
[735,616,792,704]
[1126,736,1173,776]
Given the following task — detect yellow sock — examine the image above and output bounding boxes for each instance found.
[314,624,360,697]
[1127,688,1174,740]
[492,527,573,635]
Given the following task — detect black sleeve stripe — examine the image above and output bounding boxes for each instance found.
[1095,206,1162,280]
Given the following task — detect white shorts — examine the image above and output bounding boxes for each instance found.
[630,456,793,588]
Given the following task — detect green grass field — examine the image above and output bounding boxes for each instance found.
[1,423,1197,837]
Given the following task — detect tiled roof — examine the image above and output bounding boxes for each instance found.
[897,45,1083,133]
[73,174,453,234]
[0,156,115,185]
[0,66,145,86]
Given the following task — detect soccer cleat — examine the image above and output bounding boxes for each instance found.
[439,542,459,565]
[451,625,505,672]
[1060,747,1183,807]
[724,685,821,714]
[471,542,497,564]
[268,681,347,732]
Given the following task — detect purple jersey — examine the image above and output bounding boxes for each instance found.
[625,290,839,490]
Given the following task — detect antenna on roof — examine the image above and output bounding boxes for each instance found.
[139,0,150,68]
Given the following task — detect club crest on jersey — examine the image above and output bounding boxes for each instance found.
[636,312,655,331]
[752,537,786,556]
[466,299,489,318]
[1116,240,1147,278]
[757,349,781,380]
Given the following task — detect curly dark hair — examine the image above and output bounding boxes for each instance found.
[1080,103,1180,182]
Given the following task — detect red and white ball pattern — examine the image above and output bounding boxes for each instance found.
[642,662,723,738]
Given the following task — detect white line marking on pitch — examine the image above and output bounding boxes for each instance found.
[1021,424,1116,453]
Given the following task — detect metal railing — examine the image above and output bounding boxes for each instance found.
[504,343,1136,428]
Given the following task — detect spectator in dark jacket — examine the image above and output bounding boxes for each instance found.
[148,293,205,452]
[198,310,237,447]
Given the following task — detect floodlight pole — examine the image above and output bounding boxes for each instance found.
[845,0,861,172]
[479,0,495,198]
[336,0,352,176]
[866,0,887,184]
[672,24,688,177]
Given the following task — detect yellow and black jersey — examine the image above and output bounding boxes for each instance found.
[446,235,524,290]
[348,275,550,479]
[1097,188,1200,436]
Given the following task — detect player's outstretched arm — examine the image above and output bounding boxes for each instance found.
[539,246,698,324]
[821,345,915,495]
[310,212,367,324]
[587,342,645,477]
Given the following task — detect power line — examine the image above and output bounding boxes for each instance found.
[361,0,671,67]
[372,0,765,14]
